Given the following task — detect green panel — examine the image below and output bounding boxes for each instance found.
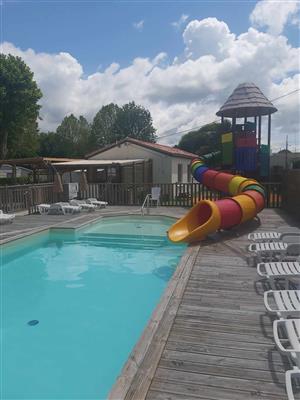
[222,142,233,165]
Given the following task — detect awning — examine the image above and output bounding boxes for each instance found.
[53,159,145,167]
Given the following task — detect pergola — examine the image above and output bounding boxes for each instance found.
[216,82,278,177]
[0,157,77,183]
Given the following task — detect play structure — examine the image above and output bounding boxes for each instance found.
[168,83,278,244]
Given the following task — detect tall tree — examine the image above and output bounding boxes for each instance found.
[90,103,120,148]
[39,115,91,157]
[0,54,42,158]
[113,102,157,143]
[56,114,91,157]
[177,121,231,155]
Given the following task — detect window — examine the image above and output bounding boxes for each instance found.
[187,164,191,182]
[177,163,183,183]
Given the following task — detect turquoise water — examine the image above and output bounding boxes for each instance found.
[1,216,186,399]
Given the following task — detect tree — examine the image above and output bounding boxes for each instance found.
[0,54,42,159]
[39,115,91,157]
[8,121,40,158]
[113,102,157,143]
[90,103,120,148]
[177,121,231,155]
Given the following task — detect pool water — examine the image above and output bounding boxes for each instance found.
[1,216,186,399]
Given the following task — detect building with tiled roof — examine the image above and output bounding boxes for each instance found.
[87,137,198,183]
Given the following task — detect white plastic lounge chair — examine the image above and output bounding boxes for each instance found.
[273,317,300,400]
[273,319,300,367]
[37,204,51,215]
[86,198,108,208]
[285,368,300,400]
[249,236,300,262]
[248,225,300,242]
[264,290,300,318]
[70,199,96,211]
[48,203,81,215]
[257,261,300,289]
[149,187,161,207]
[248,227,300,242]
[0,210,15,224]
[58,202,81,214]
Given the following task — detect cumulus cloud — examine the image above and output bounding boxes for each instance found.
[1,10,299,152]
[133,20,144,31]
[250,0,300,35]
[183,18,235,60]
[171,14,189,30]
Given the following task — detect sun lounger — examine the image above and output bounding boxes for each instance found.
[248,226,300,242]
[285,368,300,400]
[0,210,15,224]
[273,318,300,400]
[273,319,300,367]
[37,204,51,215]
[249,236,300,262]
[257,261,300,288]
[264,290,300,318]
[70,199,96,211]
[86,198,108,208]
[47,203,81,215]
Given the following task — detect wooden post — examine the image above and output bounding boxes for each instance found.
[268,113,271,178]
[221,116,224,124]
[12,164,17,184]
[33,168,37,183]
[258,114,262,176]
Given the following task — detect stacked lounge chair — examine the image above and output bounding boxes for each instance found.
[0,210,15,224]
[248,228,300,400]
[86,198,108,208]
[70,199,96,211]
[37,202,81,215]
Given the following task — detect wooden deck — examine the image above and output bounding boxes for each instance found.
[144,209,299,400]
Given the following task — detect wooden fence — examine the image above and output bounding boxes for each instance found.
[0,183,59,214]
[79,182,283,209]
[0,181,282,214]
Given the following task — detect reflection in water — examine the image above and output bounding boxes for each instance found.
[152,265,174,282]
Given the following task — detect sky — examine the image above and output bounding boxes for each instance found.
[1,0,300,152]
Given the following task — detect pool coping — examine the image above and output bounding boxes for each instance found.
[108,243,199,400]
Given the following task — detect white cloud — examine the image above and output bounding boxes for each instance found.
[250,0,300,35]
[1,11,299,152]
[183,18,235,60]
[133,20,144,31]
[171,14,189,30]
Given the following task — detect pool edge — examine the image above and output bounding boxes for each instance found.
[108,243,200,400]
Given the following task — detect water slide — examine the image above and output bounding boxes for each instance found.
[168,158,265,243]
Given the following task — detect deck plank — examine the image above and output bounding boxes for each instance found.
[144,209,298,400]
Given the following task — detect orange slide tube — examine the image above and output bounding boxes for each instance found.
[168,159,265,243]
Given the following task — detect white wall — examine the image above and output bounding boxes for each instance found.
[89,142,173,183]
[171,158,192,183]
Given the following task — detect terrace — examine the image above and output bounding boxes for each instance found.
[1,206,298,399]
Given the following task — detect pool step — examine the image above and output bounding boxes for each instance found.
[75,233,170,250]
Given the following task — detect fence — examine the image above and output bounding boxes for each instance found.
[80,182,283,209]
[0,181,282,214]
[0,183,58,214]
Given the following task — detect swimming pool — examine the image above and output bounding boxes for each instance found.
[1,216,186,399]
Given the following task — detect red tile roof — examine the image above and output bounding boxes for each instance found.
[87,137,198,159]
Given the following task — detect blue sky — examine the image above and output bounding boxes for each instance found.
[1,0,299,151]
[3,1,298,74]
